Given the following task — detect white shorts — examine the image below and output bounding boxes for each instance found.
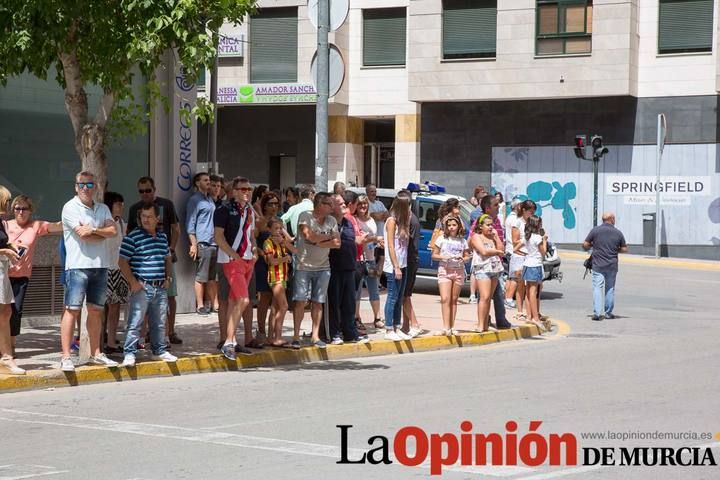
[509,254,525,278]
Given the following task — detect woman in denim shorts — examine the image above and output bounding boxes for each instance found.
[522,215,547,331]
[470,214,505,332]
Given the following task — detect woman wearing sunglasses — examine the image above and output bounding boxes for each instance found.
[6,195,62,357]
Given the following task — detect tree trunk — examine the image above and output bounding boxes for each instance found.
[77,123,108,200]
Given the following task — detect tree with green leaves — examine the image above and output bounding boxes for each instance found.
[0,0,256,195]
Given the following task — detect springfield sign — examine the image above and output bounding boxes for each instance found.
[218,84,317,105]
[606,176,711,205]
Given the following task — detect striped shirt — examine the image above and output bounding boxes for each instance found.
[263,238,289,284]
[119,229,169,281]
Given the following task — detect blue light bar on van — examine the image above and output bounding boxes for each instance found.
[424,181,446,193]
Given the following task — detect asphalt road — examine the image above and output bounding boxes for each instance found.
[0,255,718,479]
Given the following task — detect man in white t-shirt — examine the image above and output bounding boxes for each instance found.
[59,171,119,372]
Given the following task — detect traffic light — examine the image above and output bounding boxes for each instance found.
[573,135,587,159]
[591,135,609,158]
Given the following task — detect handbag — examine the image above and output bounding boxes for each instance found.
[583,254,592,279]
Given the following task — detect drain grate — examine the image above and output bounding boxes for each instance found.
[566,333,615,339]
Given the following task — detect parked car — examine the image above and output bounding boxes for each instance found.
[349,184,562,281]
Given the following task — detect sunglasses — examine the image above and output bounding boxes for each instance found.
[13,207,30,212]
[76,182,95,189]
[138,188,153,194]
[234,186,253,192]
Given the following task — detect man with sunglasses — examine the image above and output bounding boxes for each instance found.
[59,171,119,371]
[127,176,182,344]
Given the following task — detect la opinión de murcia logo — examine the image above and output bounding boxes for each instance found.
[337,421,717,475]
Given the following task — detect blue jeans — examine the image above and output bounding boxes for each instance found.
[124,284,168,355]
[384,268,407,328]
[592,269,618,317]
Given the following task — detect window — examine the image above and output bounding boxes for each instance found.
[197,67,206,91]
[536,0,592,56]
[418,200,440,230]
[250,8,298,83]
[658,0,714,54]
[363,8,407,67]
[443,0,497,59]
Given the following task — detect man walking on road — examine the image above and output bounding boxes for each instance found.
[59,171,119,371]
[583,212,628,321]
[118,204,177,367]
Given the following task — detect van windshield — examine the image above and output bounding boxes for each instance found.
[458,200,474,227]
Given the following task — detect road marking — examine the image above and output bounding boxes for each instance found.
[0,408,532,477]
[0,464,68,480]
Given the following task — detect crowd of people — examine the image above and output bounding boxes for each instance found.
[0,173,556,375]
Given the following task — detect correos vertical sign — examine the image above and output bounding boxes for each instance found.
[174,66,195,192]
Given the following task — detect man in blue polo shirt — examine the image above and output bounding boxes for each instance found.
[118,204,177,367]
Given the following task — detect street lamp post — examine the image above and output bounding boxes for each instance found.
[314,0,329,192]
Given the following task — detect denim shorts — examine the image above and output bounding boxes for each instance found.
[64,268,108,309]
[293,270,331,303]
[474,270,499,281]
[522,265,544,283]
[195,243,218,283]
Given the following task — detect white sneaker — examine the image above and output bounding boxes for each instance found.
[59,357,75,372]
[384,331,402,341]
[330,337,344,345]
[396,330,412,340]
[87,353,119,368]
[468,295,478,304]
[152,352,178,362]
[408,327,421,338]
[120,354,136,367]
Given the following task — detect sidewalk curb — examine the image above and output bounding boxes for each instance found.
[0,325,543,393]
[560,250,720,271]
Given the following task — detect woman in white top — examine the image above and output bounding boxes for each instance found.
[354,195,382,328]
[470,214,505,332]
[104,192,128,353]
[503,198,521,307]
[382,195,411,341]
[521,215,547,331]
[510,200,536,321]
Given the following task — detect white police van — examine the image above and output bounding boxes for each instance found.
[349,182,561,281]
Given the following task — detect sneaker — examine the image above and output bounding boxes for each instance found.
[120,354,136,367]
[384,331,402,341]
[0,357,25,375]
[467,294,478,304]
[152,352,178,362]
[396,330,412,340]
[196,307,211,316]
[87,353,119,368]
[234,344,254,356]
[59,357,75,372]
[221,344,236,360]
[70,338,80,354]
[330,337,344,345]
[312,340,327,349]
[354,336,370,344]
[504,299,517,309]
[591,315,602,321]
[290,339,301,349]
[604,313,615,320]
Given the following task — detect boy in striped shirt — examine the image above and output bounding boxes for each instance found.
[118,204,177,367]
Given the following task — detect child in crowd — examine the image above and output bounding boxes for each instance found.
[432,215,470,335]
[522,215,547,331]
[263,218,296,347]
[470,214,505,332]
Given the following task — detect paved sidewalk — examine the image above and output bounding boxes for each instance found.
[11,289,536,372]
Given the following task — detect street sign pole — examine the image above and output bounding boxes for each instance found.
[655,113,666,258]
[592,154,599,227]
[314,0,329,192]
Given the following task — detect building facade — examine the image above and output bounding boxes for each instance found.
[201,0,719,259]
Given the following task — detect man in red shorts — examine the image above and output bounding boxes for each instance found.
[214,177,258,360]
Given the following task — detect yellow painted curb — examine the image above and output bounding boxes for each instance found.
[0,324,542,393]
[560,250,720,271]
